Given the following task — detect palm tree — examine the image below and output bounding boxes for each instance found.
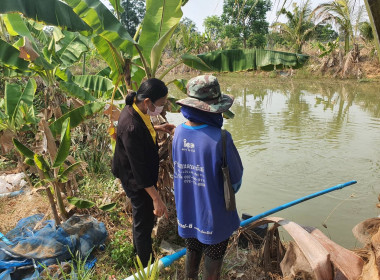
[313,0,356,54]
[272,0,316,53]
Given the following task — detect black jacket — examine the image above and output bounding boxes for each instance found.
[112,105,159,192]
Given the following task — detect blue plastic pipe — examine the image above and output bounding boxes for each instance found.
[124,180,357,279]
[240,180,357,227]
[0,232,13,246]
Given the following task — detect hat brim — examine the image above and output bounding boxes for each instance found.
[176,94,234,114]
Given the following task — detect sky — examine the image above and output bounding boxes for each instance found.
[182,0,365,32]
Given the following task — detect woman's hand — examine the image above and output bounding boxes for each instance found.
[145,186,169,218]
[154,123,176,134]
[152,196,169,218]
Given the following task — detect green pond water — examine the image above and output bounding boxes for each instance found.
[167,75,380,248]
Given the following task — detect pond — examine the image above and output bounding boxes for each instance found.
[166,74,380,248]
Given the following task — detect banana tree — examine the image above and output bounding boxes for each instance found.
[13,118,81,224]
[0,10,107,136]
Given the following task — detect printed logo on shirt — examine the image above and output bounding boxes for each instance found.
[178,219,213,235]
[182,139,195,152]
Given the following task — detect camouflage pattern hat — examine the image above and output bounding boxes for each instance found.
[176,75,234,114]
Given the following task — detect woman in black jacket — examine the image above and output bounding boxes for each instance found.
[112,78,175,266]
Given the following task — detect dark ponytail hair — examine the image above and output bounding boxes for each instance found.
[125,78,168,106]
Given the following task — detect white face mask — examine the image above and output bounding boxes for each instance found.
[147,102,164,116]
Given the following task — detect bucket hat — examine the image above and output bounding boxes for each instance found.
[176,75,234,114]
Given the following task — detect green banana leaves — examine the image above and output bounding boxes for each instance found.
[49,102,105,137]
[0,0,91,32]
[138,0,183,66]
[63,0,135,54]
[53,118,71,168]
[182,49,309,72]
[4,79,37,130]
[0,39,30,72]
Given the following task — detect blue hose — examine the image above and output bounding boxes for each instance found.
[159,180,357,267]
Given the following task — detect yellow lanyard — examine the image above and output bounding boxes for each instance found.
[132,102,156,144]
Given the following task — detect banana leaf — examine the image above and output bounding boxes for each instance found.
[53,118,71,168]
[138,0,183,65]
[49,102,105,137]
[5,83,22,121]
[67,197,95,209]
[4,14,56,72]
[0,0,91,32]
[92,35,124,84]
[72,75,113,93]
[99,203,117,211]
[151,24,178,76]
[256,49,309,70]
[63,0,135,54]
[181,53,212,72]
[59,81,96,102]
[171,79,188,94]
[58,162,82,183]
[34,154,51,179]
[12,138,34,159]
[11,79,37,128]
[56,31,90,67]
[0,39,29,72]
[2,13,33,41]
[183,49,309,72]
[4,79,36,128]
[109,0,124,16]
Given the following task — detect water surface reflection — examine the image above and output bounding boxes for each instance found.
[167,76,380,248]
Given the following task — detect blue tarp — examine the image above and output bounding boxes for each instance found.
[0,214,107,279]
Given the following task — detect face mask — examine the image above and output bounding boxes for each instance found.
[147,102,164,116]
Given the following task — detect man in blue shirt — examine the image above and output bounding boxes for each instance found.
[173,75,243,280]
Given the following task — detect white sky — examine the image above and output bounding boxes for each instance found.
[182,0,366,32]
[99,0,366,33]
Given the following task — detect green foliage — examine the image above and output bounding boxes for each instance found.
[1,79,38,133]
[99,202,117,211]
[221,0,271,48]
[138,0,183,75]
[313,24,339,42]
[49,102,105,137]
[67,197,95,209]
[40,251,95,280]
[273,1,315,53]
[203,15,224,41]
[313,0,356,54]
[71,118,112,176]
[179,17,197,33]
[109,230,135,269]
[314,38,340,58]
[12,138,34,159]
[183,49,309,72]
[0,0,91,32]
[120,0,145,36]
[133,256,160,280]
[359,21,374,42]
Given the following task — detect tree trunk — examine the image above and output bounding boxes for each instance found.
[364,0,380,62]
[344,35,350,55]
[36,168,60,225]
[53,182,68,220]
